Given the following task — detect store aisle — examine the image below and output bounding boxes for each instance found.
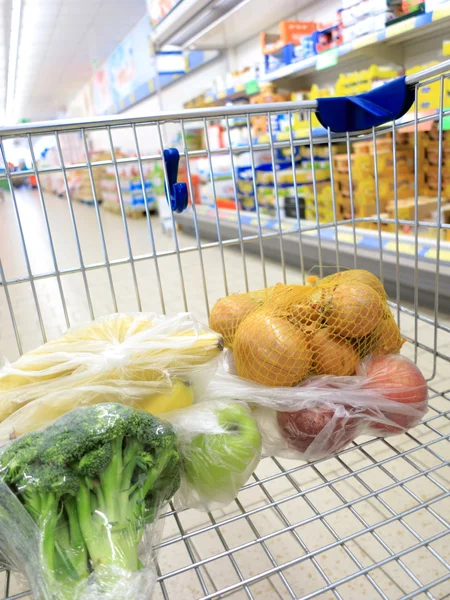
[1,188,449,373]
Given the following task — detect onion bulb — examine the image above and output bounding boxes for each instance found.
[320,269,386,298]
[311,329,360,376]
[371,314,405,355]
[326,283,383,338]
[209,290,267,348]
[234,312,312,386]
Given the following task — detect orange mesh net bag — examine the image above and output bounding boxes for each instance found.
[209,270,405,387]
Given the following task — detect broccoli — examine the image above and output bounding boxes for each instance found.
[0,403,180,599]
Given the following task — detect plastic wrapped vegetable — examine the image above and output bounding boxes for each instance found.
[205,353,428,461]
[166,401,262,510]
[0,403,180,599]
[209,270,405,386]
[0,312,222,433]
[0,378,195,446]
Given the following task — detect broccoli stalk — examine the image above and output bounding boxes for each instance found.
[0,403,180,598]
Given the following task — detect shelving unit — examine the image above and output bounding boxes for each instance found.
[176,205,450,311]
[261,6,450,84]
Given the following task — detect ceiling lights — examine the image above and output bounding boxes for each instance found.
[151,0,251,49]
[5,0,23,125]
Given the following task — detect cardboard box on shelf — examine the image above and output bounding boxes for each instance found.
[385,197,439,220]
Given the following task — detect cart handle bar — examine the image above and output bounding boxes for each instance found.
[0,59,448,138]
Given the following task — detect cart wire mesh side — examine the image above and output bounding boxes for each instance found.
[0,61,449,600]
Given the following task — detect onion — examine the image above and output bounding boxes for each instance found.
[311,329,360,376]
[326,283,383,338]
[362,354,428,433]
[234,312,312,386]
[209,291,266,348]
[320,269,386,298]
[371,314,405,355]
[277,404,358,454]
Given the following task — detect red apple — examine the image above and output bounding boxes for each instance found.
[362,355,428,433]
[277,404,358,456]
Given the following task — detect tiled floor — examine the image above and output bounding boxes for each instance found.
[0,189,449,600]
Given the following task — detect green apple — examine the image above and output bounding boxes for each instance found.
[183,403,262,501]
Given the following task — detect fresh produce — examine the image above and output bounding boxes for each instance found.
[141,378,194,414]
[320,269,386,298]
[277,404,357,454]
[362,355,428,432]
[325,283,384,338]
[182,403,261,504]
[370,313,405,355]
[234,312,313,386]
[0,379,195,445]
[0,312,222,422]
[209,289,269,348]
[0,404,180,599]
[311,329,359,376]
[227,269,401,385]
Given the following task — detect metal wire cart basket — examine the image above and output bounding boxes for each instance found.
[0,60,449,600]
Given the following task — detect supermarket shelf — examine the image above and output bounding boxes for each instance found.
[176,205,450,312]
[197,79,260,108]
[261,6,450,84]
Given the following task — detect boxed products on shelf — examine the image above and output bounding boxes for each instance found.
[66,151,109,205]
[260,21,317,73]
[340,0,396,43]
[335,64,400,95]
[101,159,159,217]
[313,22,343,53]
[406,61,450,110]
[250,83,291,135]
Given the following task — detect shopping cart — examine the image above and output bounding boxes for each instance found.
[0,60,449,600]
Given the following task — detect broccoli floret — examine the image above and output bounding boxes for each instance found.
[0,403,180,598]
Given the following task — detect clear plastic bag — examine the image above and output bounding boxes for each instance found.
[0,312,222,440]
[205,353,428,461]
[165,400,262,511]
[0,403,180,599]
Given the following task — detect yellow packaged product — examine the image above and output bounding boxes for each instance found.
[0,312,223,441]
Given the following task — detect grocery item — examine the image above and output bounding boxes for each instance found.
[206,353,428,461]
[209,289,271,348]
[0,377,195,445]
[223,270,400,387]
[166,401,261,510]
[361,354,428,432]
[277,402,358,454]
[0,313,222,429]
[0,404,180,599]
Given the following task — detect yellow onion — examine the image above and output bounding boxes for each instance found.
[209,290,267,348]
[320,269,386,298]
[326,283,383,338]
[234,311,312,386]
[310,329,360,376]
[371,313,405,355]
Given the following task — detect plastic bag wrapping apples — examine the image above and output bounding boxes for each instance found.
[205,353,428,461]
[165,401,262,511]
[0,312,223,444]
[0,403,180,600]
